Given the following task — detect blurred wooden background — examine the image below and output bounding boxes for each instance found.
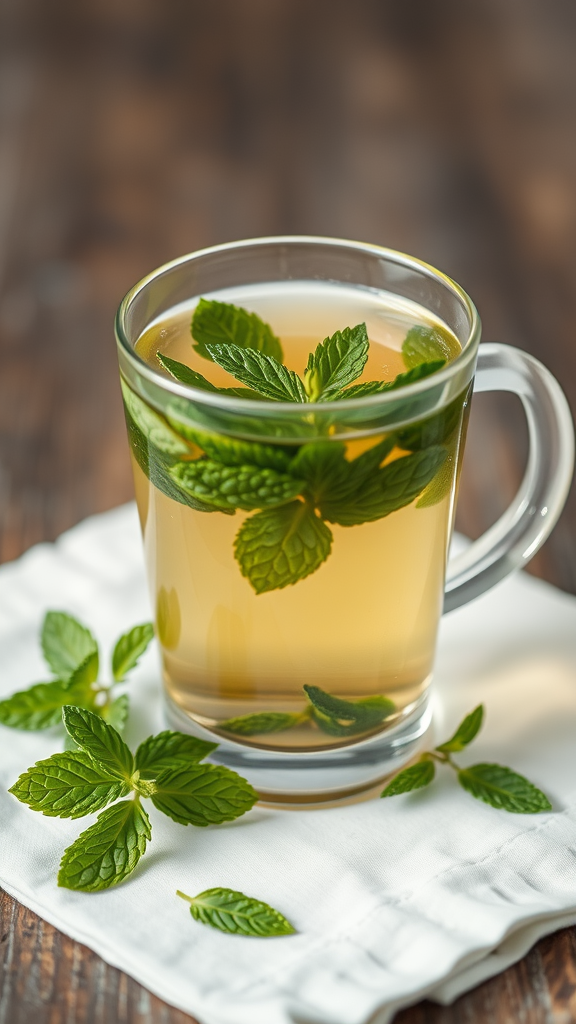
[1,0,576,1021]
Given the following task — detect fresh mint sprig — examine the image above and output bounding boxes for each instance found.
[177,887,295,937]
[0,612,154,738]
[124,300,465,592]
[9,706,257,891]
[381,705,552,813]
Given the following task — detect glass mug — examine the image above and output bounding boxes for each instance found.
[115,237,574,804]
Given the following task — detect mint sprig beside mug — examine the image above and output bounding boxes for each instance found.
[381,705,552,813]
[9,706,257,892]
[0,611,154,739]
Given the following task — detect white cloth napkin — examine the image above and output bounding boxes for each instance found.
[1,504,576,1024]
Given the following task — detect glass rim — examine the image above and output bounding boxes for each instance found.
[115,235,481,412]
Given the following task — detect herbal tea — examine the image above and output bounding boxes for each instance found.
[123,281,468,752]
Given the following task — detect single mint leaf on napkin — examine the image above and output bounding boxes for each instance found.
[101,694,130,733]
[219,711,308,736]
[111,623,154,683]
[58,799,151,892]
[9,751,130,818]
[304,685,395,736]
[402,325,456,368]
[320,447,447,526]
[205,342,307,403]
[304,323,369,401]
[41,611,99,683]
[0,680,78,731]
[170,460,304,512]
[150,764,257,826]
[234,501,333,594]
[457,764,552,813]
[62,706,134,782]
[381,758,435,797]
[336,359,445,400]
[436,705,484,754]
[168,425,294,472]
[177,888,296,937]
[192,298,283,362]
[135,731,217,778]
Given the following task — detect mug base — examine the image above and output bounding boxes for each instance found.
[164,693,433,806]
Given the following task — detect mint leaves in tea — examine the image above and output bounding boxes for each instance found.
[122,282,468,753]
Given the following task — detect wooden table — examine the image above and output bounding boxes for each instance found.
[1,0,576,1019]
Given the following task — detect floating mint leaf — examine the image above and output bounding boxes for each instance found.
[381,758,436,797]
[320,447,447,526]
[9,751,130,818]
[304,685,395,736]
[289,442,349,504]
[165,425,294,472]
[0,680,77,731]
[112,623,154,683]
[58,799,151,891]
[436,705,484,754]
[170,460,304,512]
[234,501,332,594]
[62,706,134,782]
[41,611,99,683]
[120,378,190,457]
[150,764,257,826]
[415,449,455,508]
[177,887,296,937]
[135,731,217,779]
[402,325,457,368]
[395,390,467,452]
[335,359,445,400]
[192,298,283,362]
[158,353,263,400]
[304,323,369,401]
[457,764,552,813]
[205,343,307,403]
[102,694,130,733]
[219,711,308,736]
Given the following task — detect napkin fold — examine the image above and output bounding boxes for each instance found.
[1,504,576,1024]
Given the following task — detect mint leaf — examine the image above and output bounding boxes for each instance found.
[415,450,455,508]
[336,360,445,400]
[65,650,99,691]
[58,799,151,891]
[120,378,190,457]
[395,390,466,452]
[158,354,263,400]
[457,764,552,813]
[112,623,154,682]
[304,685,395,736]
[62,706,134,781]
[219,711,307,736]
[9,751,130,818]
[402,325,457,368]
[381,758,436,796]
[289,442,349,504]
[170,460,304,512]
[102,694,130,733]
[205,343,307,403]
[135,731,217,779]
[304,323,369,401]
[234,501,332,594]
[150,764,257,826]
[436,705,484,754]
[166,425,294,472]
[41,611,98,682]
[320,447,447,526]
[0,680,76,731]
[192,298,283,362]
[177,888,295,937]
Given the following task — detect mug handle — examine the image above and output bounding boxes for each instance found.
[444,343,574,612]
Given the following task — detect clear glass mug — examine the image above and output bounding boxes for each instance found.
[115,237,574,804]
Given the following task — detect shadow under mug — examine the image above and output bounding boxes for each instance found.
[116,237,574,805]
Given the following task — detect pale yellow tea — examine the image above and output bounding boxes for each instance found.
[123,282,467,752]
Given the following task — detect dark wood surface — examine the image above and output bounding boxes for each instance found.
[1,1,576,1020]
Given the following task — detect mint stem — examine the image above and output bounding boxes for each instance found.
[176,889,193,904]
